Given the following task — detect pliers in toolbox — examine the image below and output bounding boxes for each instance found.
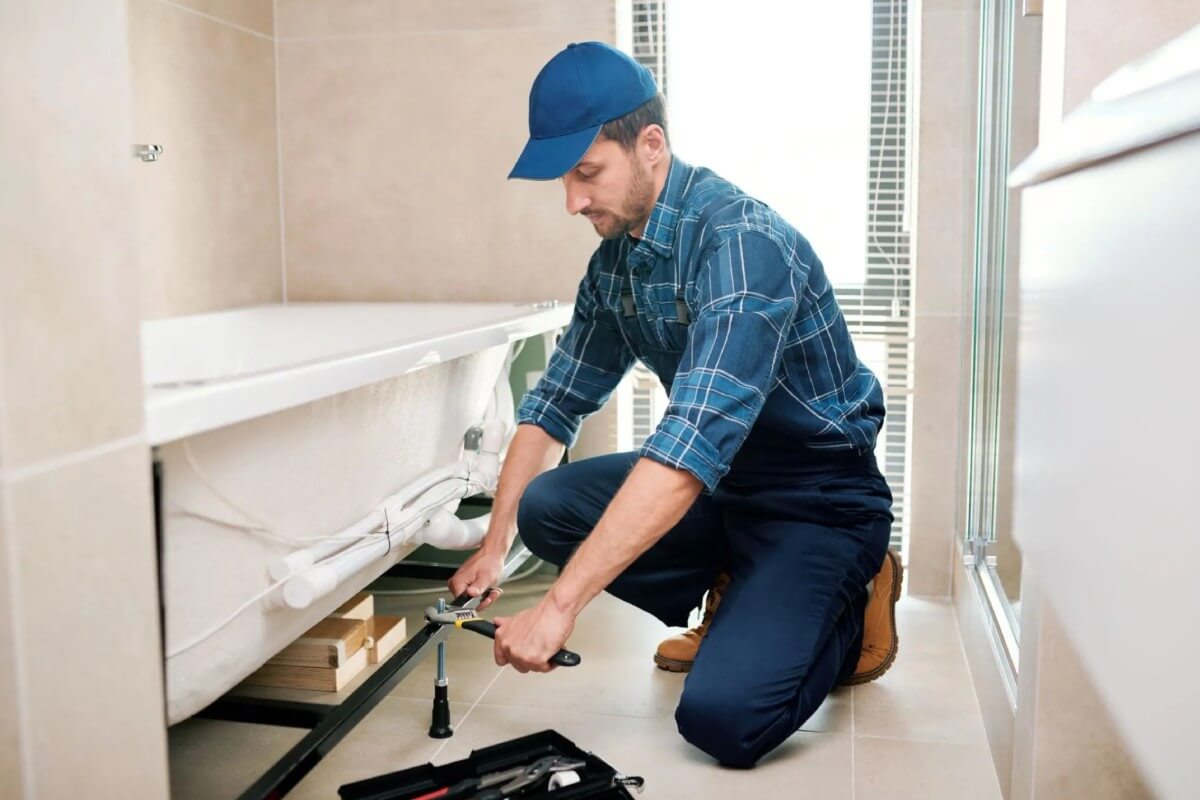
[407,755,586,800]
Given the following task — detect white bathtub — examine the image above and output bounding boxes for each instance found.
[143,302,570,724]
[143,301,569,445]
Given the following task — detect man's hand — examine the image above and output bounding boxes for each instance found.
[448,547,506,611]
[493,599,576,673]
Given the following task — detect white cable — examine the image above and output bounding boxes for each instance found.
[866,0,902,318]
[164,477,485,660]
[168,505,385,547]
[182,440,281,533]
[165,575,290,659]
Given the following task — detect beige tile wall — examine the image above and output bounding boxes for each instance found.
[0,0,170,796]
[277,0,614,304]
[907,5,980,596]
[171,0,274,36]
[130,0,282,319]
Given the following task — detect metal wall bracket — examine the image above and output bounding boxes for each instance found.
[134,144,163,162]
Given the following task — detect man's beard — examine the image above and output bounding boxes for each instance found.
[593,161,656,240]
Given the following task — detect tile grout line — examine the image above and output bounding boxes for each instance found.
[153,0,273,42]
[0,432,147,486]
[850,686,857,800]
[272,0,288,304]
[430,667,506,763]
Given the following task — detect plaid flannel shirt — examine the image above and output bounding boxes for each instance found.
[516,156,885,491]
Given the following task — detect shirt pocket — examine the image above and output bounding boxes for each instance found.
[652,293,692,352]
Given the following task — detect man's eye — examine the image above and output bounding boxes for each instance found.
[577,170,597,180]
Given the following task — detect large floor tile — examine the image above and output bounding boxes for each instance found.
[438,703,853,799]
[168,697,463,799]
[852,647,987,744]
[894,596,971,657]
[290,698,458,798]
[855,735,1002,799]
[481,592,688,719]
[169,718,305,800]
[853,599,988,744]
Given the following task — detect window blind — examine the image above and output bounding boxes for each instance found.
[618,0,912,553]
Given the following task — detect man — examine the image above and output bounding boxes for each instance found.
[449,41,901,768]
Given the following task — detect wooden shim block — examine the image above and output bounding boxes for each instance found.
[367,616,407,665]
[245,647,369,692]
[330,592,374,621]
[267,617,367,668]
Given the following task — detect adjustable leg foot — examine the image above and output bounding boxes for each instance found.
[429,680,453,739]
[429,599,453,738]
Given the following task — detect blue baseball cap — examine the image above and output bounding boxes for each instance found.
[509,42,658,180]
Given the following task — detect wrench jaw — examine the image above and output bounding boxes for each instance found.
[424,606,482,625]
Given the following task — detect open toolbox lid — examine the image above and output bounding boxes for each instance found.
[1009,24,1200,188]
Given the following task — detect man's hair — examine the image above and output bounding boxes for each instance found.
[599,92,669,150]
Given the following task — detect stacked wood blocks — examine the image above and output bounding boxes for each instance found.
[242,593,407,692]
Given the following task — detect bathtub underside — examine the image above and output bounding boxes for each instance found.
[160,345,508,724]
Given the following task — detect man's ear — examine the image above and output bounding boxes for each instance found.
[640,124,668,166]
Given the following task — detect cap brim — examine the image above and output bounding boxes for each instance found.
[508,124,602,180]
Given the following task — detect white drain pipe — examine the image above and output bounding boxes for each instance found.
[281,471,490,610]
[266,461,471,581]
[274,349,513,609]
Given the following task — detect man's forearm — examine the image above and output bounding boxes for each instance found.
[481,423,566,555]
[546,457,703,617]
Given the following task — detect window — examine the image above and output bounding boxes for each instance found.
[616,0,913,553]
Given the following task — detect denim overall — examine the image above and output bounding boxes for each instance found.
[517,278,893,768]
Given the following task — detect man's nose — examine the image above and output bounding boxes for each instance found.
[564,182,591,216]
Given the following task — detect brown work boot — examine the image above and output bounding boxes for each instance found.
[654,572,730,672]
[843,548,903,685]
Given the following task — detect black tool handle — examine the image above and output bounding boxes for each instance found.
[459,620,582,667]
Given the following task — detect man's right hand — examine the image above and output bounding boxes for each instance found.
[449,546,506,611]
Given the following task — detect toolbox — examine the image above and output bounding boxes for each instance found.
[338,729,645,800]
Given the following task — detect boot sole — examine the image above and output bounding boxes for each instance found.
[841,549,904,686]
[653,653,693,673]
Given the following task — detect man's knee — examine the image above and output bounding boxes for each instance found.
[674,688,769,769]
[515,470,573,565]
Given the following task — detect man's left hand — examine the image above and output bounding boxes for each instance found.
[493,600,576,673]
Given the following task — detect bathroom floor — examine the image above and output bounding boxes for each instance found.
[168,572,1003,799]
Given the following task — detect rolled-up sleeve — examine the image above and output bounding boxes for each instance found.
[516,266,635,447]
[639,231,803,491]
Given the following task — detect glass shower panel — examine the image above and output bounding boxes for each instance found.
[965,0,1040,675]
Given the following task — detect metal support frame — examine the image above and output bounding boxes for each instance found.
[186,540,535,799]
[196,596,474,800]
